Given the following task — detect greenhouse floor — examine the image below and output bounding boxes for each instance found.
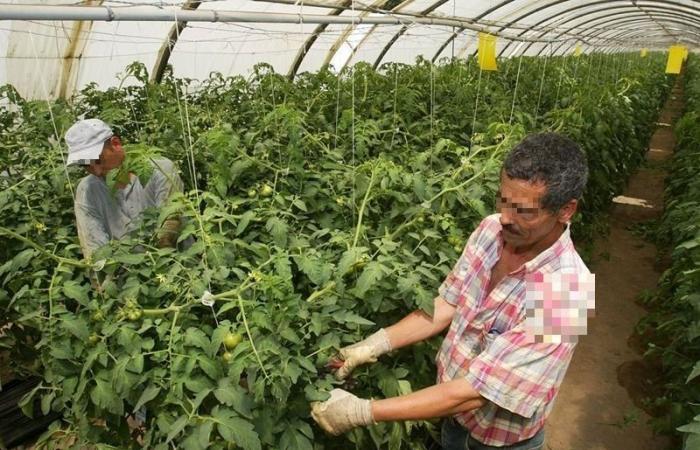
[544,85,683,449]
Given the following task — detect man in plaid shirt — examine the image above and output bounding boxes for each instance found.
[311,133,594,449]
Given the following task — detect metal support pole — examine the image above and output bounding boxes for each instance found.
[0,4,553,43]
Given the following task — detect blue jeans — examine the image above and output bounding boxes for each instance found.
[441,418,545,450]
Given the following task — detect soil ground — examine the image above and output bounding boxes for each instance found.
[544,84,684,449]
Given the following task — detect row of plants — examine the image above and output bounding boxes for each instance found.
[638,55,700,450]
[0,53,671,449]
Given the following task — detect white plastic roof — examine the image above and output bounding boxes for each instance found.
[1,0,698,100]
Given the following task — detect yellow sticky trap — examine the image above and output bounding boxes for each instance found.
[574,43,582,57]
[478,33,498,71]
[640,48,648,58]
[666,45,685,74]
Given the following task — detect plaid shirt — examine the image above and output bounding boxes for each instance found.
[436,214,590,446]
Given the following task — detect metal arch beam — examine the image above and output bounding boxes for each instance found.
[557,28,696,57]
[552,16,700,55]
[508,7,697,58]
[541,11,700,55]
[587,28,699,51]
[551,14,700,53]
[442,3,698,60]
[434,0,581,61]
[516,3,700,56]
[498,0,700,57]
[436,0,700,61]
[286,0,351,79]
[557,19,700,55]
[517,3,700,56]
[598,27,700,48]
[319,0,414,72]
[429,0,521,63]
[552,21,693,56]
[371,0,449,70]
[150,0,201,83]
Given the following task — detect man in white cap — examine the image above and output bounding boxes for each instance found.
[65,118,184,259]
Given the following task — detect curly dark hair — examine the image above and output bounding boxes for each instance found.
[503,133,589,212]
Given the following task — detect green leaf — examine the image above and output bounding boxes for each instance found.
[351,261,387,297]
[114,253,146,265]
[18,383,42,418]
[185,327,212,355]
[90,377,123,415]
[687,361,700,383]
[678,414,700,435]
[274,254,293,280]
[214,409,261,450]
[683,433,700,450]
[198,355,223,380]
[279,427,313,450]
[293,253,332,286]
[182,421,213,450]
[292,198,308,212]
[61,316,89,341]
[236,211,256,236]
[335,311,375,326]
[166,416,189,443]
[40,391,55,415]
[337,247,368,276]
[214,379,253,418]
[304,384,330,402]
[134,384,160,411]
[12,248,35,271]
[280,326,300,344]
[265,217,288,247]
[62,281,89,304]
[284,361,302,383]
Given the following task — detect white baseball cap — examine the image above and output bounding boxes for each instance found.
[65,119,114,166]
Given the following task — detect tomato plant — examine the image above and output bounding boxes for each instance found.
[635,55,700,449]
[0,53,671,449]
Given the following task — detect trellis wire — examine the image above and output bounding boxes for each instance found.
[508,53,524,125]
[26,29,75,200]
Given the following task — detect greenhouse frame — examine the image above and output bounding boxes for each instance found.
[1,1,699,450]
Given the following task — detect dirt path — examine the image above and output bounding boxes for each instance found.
[544,84,684,450]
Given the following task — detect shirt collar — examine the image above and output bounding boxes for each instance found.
[493,214,573,275]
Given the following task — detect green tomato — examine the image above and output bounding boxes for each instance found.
[128,310,142,321]
[223,333,243,350]
[222,352,234,363]
[260,184,273,197]
[247,189,257,198]
[88,333,100,345]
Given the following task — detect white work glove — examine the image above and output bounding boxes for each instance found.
[334,329,392,380]
[310,389,374,435]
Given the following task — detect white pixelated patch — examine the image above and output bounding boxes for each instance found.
[524,271,595,344]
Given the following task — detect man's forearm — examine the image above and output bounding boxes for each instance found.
[371,378,485,421]
[383,296,456,350]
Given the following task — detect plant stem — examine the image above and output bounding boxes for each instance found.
[306,281,337,302]
[0,226,90,268]
[352,166,377,249]
[237,294,270,381]
[424,161,490,205]
[168,310,180,386]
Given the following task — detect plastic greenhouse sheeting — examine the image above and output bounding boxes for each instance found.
[0,0,698,100]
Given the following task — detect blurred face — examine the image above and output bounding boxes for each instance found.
[496,171,576,251]
[98,136,125,170]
